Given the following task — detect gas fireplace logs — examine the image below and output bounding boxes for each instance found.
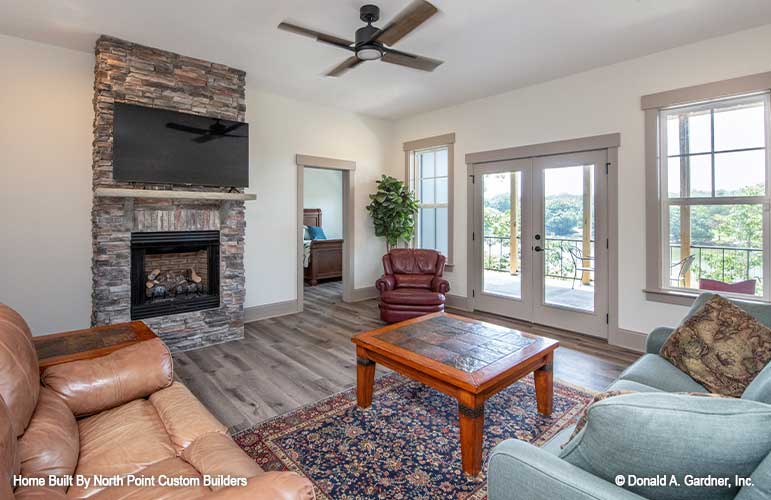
[145,268,203,299]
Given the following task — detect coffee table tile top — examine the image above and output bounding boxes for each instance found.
[374,315,536,373]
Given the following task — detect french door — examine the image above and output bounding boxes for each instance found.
[472,150,609,338]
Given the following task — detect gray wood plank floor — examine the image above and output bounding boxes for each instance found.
[174,281,639,433]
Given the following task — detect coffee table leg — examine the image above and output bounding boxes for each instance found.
[356,347,375,408]
[458,398,484,476]
[534,352,554,415]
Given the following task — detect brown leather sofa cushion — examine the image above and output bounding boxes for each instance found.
[381,289,446,306]
[69,399,176,498]
[387,249,441,275]
[393,274,433,289]
[42,338,173,417]
[86,457,210,500]
[149,382,228,454]
[0,394,18,500]
[205,472,316,500]
[182,432,262,490]
[18,388,78,490]
[0,304,40,437]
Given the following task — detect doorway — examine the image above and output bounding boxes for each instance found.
[471,149,609,338]
[295,155,355,311]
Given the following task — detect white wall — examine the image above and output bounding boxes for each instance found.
[243,89,396,306]
[394,24,771,335]
[303,167,343,239]
[0,35,93,335]
[0,33,397,334]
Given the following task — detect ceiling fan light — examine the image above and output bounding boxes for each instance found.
[356,44,382,61]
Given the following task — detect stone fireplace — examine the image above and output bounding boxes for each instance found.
[91,36,248,351]
[130,231,220,320]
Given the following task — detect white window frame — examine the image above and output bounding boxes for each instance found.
[642,72,771,305]
[404,133,455,268]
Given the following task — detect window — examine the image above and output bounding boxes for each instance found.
[657,93,770,299]
[404,133,455,265]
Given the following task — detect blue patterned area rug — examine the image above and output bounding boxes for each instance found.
[233,373,593,500]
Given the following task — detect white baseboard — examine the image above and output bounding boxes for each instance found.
[610,328,647,353]
[445,294,473,311]
[244,299,300,322]
[348,286,378,302]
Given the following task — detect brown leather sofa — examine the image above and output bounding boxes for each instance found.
[375,249,450,323]
[0,303,315,500]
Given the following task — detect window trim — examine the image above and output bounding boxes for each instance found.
[404,133,455,268]
[643,72,771,305]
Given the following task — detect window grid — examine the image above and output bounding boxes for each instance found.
[659,92,771,298]
[411,146,449,255]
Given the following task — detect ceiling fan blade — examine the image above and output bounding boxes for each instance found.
[221,122,245,135]
[166,123,209,134]
[374,0,438,47]
[325,56,363,77]
[193,134,216,144]
[381,48,443,72]
[278,22,354,51]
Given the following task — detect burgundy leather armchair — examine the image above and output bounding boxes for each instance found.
[376,249,450,323]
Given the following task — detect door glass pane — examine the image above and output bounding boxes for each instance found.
[420,208,435,249]
[543,165,594,311]
[667,203,763,297]
[482,171,521,298]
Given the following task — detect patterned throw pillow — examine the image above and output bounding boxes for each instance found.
[660,295,771,397]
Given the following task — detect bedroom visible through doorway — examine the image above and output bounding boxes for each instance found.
[295,155,356,312]
[303,167,345,303]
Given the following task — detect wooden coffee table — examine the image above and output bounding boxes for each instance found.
[352,312,558,476]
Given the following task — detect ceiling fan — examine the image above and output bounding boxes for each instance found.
[278,0,443,77]
[166,119,246,143]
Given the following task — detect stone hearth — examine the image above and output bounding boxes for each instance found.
[91,36,247,351]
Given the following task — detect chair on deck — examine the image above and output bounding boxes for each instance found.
[567,247,594,289]
[671,254,696,288]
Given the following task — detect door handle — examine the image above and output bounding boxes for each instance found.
[534,246,544,252]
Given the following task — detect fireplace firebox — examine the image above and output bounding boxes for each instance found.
[130,231,220,320]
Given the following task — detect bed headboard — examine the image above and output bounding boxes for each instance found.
[303,208,322,227]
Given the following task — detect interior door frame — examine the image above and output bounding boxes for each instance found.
[466,134,623,343]
[296,154,356,310]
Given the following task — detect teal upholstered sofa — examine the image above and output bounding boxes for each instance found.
[487,293,771,500]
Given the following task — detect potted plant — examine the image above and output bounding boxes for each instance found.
[366,175,419,251]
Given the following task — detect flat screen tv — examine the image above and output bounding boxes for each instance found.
[113,103,249,187]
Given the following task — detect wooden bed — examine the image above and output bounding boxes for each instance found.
[303,208,343,286]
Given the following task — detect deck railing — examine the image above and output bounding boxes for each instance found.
[668,242,763,286]
[483,234,763,289]
[483,235,593,281]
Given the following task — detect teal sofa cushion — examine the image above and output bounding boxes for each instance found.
[559,393,771,500]
[617,354,707,393]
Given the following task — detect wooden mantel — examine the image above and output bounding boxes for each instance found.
[94,187,256,201]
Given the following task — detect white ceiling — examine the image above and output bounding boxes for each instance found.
[2,0,771,119]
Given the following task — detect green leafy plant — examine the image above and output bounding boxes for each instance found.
[366,175,419,250]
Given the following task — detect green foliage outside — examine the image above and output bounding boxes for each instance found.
[669,184,763,291]
[366,175,419,250]
[483,183,763,291]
